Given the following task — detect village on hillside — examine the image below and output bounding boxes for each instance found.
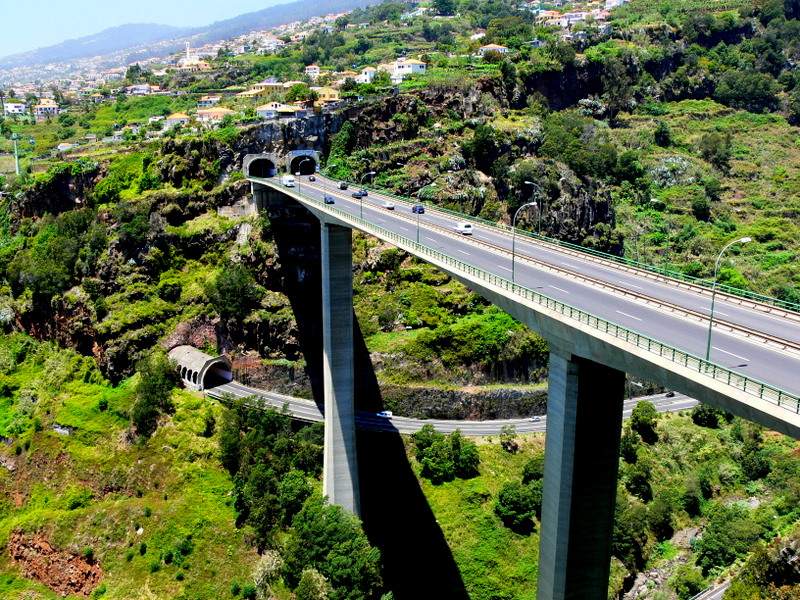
[0,0,627,159]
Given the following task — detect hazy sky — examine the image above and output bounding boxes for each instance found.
[0,0,285,59]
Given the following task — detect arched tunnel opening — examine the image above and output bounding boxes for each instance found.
[290,156,317,175]
[248,158,277,178]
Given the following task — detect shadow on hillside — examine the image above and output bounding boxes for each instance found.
[265,194,469,598]
[358,429,470,600]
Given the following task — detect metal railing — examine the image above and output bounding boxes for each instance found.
[328,176,800,315]
[250,177,800,415]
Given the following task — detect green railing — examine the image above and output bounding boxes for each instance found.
[332,176,800,315]
[251,177,800,415]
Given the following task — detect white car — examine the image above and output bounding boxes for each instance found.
[376,410,393,418]
[528,416,541,422]
[454,222,473,235]
[382,201,395,210]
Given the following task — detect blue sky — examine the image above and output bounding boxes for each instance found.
[0,0,284,59]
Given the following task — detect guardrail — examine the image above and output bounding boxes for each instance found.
[250,177,800,415]
[329,176,800,315]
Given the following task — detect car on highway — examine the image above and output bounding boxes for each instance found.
[324,196,335,204]
[383,201,395,210]
[308,175,316,181]
[454,222,474,235]
[359,188,369,196]
[376,410,393,418]
[529,416,541,422]
[339,182,348,190]
[412,205,425,214]
[352,190,366,197]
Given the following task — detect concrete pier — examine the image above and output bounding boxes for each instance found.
[321,224,360,515]
[537,351,625,600]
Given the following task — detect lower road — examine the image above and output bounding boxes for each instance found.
[206,380,698,435]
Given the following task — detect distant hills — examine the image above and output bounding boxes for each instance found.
[0,0,363,69]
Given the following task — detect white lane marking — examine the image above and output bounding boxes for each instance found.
[498,265,511,272]
[458,250,470,256]
[399,226,409,231]
[549,285,569,294]
[616,310,642,322]
[424,237,437,243]
[712,347,750,361]
[715,311,729,317]
[622,281,642,289]
[561,262,579,269]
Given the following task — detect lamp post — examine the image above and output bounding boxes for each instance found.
[511,202,536,283]
[324,164,337,199]
[295,171,301,193]
[704,236,751,363]
[359,170,376,218]
[417,183,436,243]
[11,133,20,176]
[523,180,543,235]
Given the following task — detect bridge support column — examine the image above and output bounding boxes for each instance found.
[321,224,360,516]
[537,351,624,600]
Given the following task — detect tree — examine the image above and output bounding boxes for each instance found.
[713,70,780,112]
[372,70,392,86]
[669,565,706,600]
[602,57,633,121]
[131,350,178,437]
[434,0,458,16]
[691,403,725,428]
[295,569,331,600]
[630,400,659,444]
[285,83,319,104]
[283,496,382,600]
[521,452,545,484]
[495,481,537,533]
[698,132,732,169]
[204,263,262,321]
[499,424,518,452]
[654,121,671,147]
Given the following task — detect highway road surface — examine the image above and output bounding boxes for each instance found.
[251,174,800,404]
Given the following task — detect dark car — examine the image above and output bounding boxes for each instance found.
[339,182,349,190]
[359,188,368,196]
[308,175,316,181]
[412,205,425,214]
[352,190,365,197]
[324,196,335,204]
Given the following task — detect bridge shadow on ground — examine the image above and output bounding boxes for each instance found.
[264,191,469,599]
[358,429,470,599]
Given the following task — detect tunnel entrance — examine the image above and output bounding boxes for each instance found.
[289,156,317,175]
[248,158,277,178]
[168,345,233,391]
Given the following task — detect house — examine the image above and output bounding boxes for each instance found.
[304,64,322,80]
[355,66,377,84]
[314,86,340,104]
[197,106,238,123]
[34,98,59,120]
[3,101,27,115]
[197,95,222,108]
[376,57,427,84]
[165,112,190,128]
[88,93,106,104]
[256,102,297,118]
[478,43,511,56]
[56,142,76,152]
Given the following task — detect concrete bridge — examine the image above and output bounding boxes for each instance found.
[244,155,800,600]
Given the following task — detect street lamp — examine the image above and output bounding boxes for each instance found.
[704,236,752,363]
[511,202,536,283]
[523,180,543,235]
[359,170,376,218]
[416,183,437,243]
[324,164,337,199]
[10,133,20,176]
[649,198,669,268]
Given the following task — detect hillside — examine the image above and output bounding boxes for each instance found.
[2,0,800,597]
